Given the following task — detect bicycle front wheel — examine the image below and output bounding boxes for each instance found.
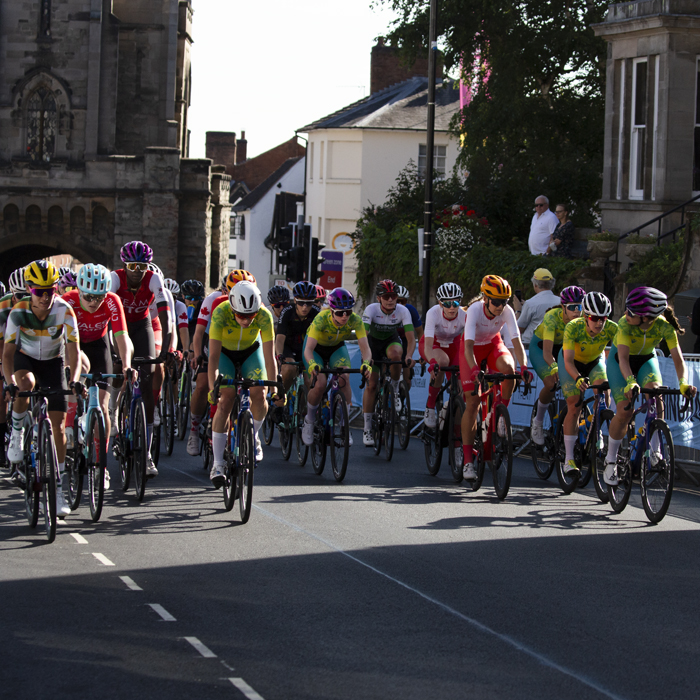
[382,385,395,462]
[87,409,107,522]
[554,405,579,495]
[279,396,293,461]
[39,421,58,544]
[295,385,309,467]
[262,400,274,446]
[24,428,39,528]
[238,410,255,523]
[223,419,238,512]
[163,373,175,456]
[66,406,83,511]
[132,400,149,502]
[177,369,191,440]
[311,408,327,475]
[397,380,411,450]
[641,419,675,523]
[530,402,555,480]
[491,404,513,500]
[330,392,350,482]
[590,408,611,503]
[117,388,132,492]
[449,395,464,483]
[372,393,383,457]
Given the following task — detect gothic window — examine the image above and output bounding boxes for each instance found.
[27,88,57,163]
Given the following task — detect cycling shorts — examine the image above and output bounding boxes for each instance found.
[81,335,113,389]
[529,340,562,381]
[14,352,68,412]
[606,348,660,404]
[368,332,403,373]
[419,335,461,367]
[127,317,155,377]
[303,335,350,374]
[459,335,511,393]
[219,342,266,382]
[557,348,607,398]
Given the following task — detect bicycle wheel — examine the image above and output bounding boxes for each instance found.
[177,369,191,440]
[87,409,107,523]
[554,405,579,494]
[423,421,442,476]
[238,410,255,523]
[279,394,293,461]
[65,438,83,511]
[491,404,513,500]
[117,388,132,492]
[24,428,39,528]
[223,418,238,512]
[470,412,486,492]
[641,419,675,523]
[530,402,555,480]
[397,380,411,450]
[39,421,58,544]
[449,395,465,483]
[201,413,212,471]
[151,420,161,466]
[132,400,149,502]
[311,404,327,475]
[262,400,274,446]
[372,392,383,457]
[295,384,309,467]
[163,373,175,456]
[330,392,350,482]
[590,408,612,503]
[382,385,395,462]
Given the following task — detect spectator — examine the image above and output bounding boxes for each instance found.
[511,268,560,346]
[549,204,575,258]
[528,195,558,256]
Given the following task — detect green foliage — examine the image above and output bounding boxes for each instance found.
[625,239,684,295]
[590,230,619,241]
[625,234,656,244]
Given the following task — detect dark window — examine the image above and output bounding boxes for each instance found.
[26,88,57,163]
[48,206,63,237]
[3,205,20,236]
[26,205,42,235]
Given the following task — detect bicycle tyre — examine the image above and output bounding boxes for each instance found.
[530,402,555,480]
[117,387,132,492]
[554,405,579,494]
[471,412,486,492]
[397,380,411,450]
[279,395,293,461]
[151,422,161,466]
[163,373,175,456]
[311,404,327,475]
[24,428,39,528]
[372,392,383,457]
[641,419,675,523]
[177,368,191,440]
[423,421,442,476]
[383,385,395,462]
[262,401,274,446]
[87,409,107,523]
[223,417,237,512]
[295,384,309,467]
[491,404,513,500]
[39,421,57,544]
[590,408,611,503]
[449,394,465,483]
[201,412,212,471]
[330,392,350,482]
[132,400,149,502]
[66,420,83,511]
[238,410,255,523]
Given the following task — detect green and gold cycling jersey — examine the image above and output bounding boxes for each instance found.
[533,307,567,344]
[307,309,366,346]
[209,304,274,351]
[613,315,678,355]
[0,292,16,340]
[562,316,618,363]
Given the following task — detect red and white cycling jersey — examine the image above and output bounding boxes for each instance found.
[423,305,467,348]
[111,269,169,324]
[175,300,188,330]
[196,290,224,327]
[463,301,520,346]
[62,290,127,343]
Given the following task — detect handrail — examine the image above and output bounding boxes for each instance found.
[617,192,700,243]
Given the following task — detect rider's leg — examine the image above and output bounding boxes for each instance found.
[211,387,235,467]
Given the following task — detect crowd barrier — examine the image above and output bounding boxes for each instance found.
[345,344,700,468]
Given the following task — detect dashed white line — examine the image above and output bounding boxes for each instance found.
[147,603,176,621]
[183,636,217,658]
[228,678,265,700]
[119,576,143,591]
[92,552,115,566]
[70,533,88,544]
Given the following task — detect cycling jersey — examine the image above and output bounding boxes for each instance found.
[209,303,274,351]
[0,292,20,340]
[111,269,169,324]
[362,303,413,340]
[5,297,78,360]
[277,304,320,351]
[533,307,567,345]
[613,315,678,355]
[205,295,228,334]
[307,309,366,346]
[62,290,127,343]
[175,300,188,332]
[397,303,422,339]
[463,301,520,345]
[196,291,223,327]
[424,305,467,347]
[562,317,618,363]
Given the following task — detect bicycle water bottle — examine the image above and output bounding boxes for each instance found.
[78,413,87,445]
[629,426,645,461]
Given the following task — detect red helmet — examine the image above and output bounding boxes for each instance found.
[375,279,397,297]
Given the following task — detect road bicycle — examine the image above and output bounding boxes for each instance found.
[65,372,121,522]
[276,360,307,463]
[262,391,275,446]
[370,359,406,461]
[309,367,365,482]
[607,386,689,523]
[152,352,177,463]
[176,353,193,440]
[528,383,563,481]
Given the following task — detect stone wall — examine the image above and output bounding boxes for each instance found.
[178,158,213,287]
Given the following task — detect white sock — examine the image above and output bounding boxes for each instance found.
[564,435,577,463]
[57,462,65,486]
[535,400,550,423]
[147,423,154,453]
[606,437,622,463]
[391,378,400,392]
[253,418,263,434]
[12,410,27,432]
[651,432,660,452]
[190,414,201,432]
[306,402,319,423]
[212,431,227,465]
[364,412,373,432]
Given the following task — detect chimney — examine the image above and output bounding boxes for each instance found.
[236,130,247,164]
[206,131,237,172]
[370,37,441,94]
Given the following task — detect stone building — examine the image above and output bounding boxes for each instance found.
[0,0,229,287]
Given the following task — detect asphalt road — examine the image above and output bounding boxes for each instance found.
[2,425,700,700]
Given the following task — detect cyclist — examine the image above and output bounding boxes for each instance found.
[529,285,585,445]
[164,278,190,352]
[3,260,82,517]
[559,291,618,476]
[420,282,466,429]
[460,275,532,480]
[361,279,415,446]
[315,284,327,309]
[181,279,206,347]
[396,284,423,387]
[267,285,292,332]
[111,241,171,477]
[603,287,697,485]
[62,264,133,486]
[302,287,372,445]
[207,280,277,485]
[57,267,77,295]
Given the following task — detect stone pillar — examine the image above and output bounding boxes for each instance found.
[178,158,212,286]
[210,167,232,288]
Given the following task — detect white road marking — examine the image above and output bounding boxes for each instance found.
[254,504,629,700]
[147,603,176,621]
[92,552,115,566]
[228,678,265,700]
[220,660,235,671]
[119,576,143,591]
[70,533,88,544]
[183,636,217,658]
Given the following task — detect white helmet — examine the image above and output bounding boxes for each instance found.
[436,282,462,302]
[147,262,164,279]
[9,267,26,294]
[164,278,180,295]
[395,285,410,300]
[229,280,262,314]
[582,292,611,317]
[77,264,111,295]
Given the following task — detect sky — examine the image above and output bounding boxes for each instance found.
[188,1,401,160]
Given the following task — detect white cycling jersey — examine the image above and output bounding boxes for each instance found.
[423,305,466,347]
[361,302,413,339]
[463,301,520,346]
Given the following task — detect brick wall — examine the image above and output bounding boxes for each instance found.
[228,137,305,192]
[370,38,442,94]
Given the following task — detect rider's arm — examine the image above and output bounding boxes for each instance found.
[192,323,205,358]
[463,338,478,370]
[542,339,555,367]
[179,326,189,353]
[275,333,287,357]
[616,342,634,382]
[114,331,133,373]
[66,340,81,386]
[358,335,372,364]
[405,329,416,364]
[262,340,277,382]
[2,341,15,385]
[304,335,318,367]
[511,336,528,372]
[207,338,221,392]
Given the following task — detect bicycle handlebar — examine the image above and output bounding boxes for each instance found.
[575,381,610,408]
[624,385,692,413]
[17,388,73,398]
[310,367,367,390]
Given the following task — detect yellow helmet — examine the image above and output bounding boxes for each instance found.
[24,260,59,287]
[225,269,256,291]
[480,274,512,299]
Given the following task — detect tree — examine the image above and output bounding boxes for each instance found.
[378,0,608,242]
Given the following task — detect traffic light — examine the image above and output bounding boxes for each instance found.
[309,237,326,283]
[278,225,293,251]
[286,246,306,282]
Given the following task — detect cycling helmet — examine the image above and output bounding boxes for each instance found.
[58,265,71,279]
[480,275,511,299]
[395,285,410,300]
[77,263,111,295]
[24,260,59,287]
[9,267,25,294]
[267,285,291,304]
[293,280,317,301]
[559,285,586,305]
[375,279,397,296]
[229,280,262,314]
[147,262,163,278]
[58,269,77,289]
[315,284,326,302]
[164,278,181,295]
[226,269,256,291]
[582,291,611,317]
[0,281,5,298]
[327,287,355,310]
[625,286,667,319]
[436,282,462,302]
[120,240,153,263]
[181,279,205,299]
[220,274,228,291]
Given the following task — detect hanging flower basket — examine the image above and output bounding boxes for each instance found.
[434,205,489,259]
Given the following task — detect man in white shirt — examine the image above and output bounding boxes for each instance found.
[511,268,560,345]
[528,195,558,256]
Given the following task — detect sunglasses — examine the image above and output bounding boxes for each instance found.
[296,300,315,307]
[30,286,57,298]
[486,297,507,307]
[625,308,638,317]
[272,303,288,309]
[235,311,258,320]
[441,300,461,308]
[381,293,398,301]
[565,304,582,312]
[333,310,352,317]
[587,314,607,323]
[14,292,28,301]
[62,285,77,292]
[81,293,106,303]
[534,203,546,208]
[125,262,149,272]
[185,295,203,302]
